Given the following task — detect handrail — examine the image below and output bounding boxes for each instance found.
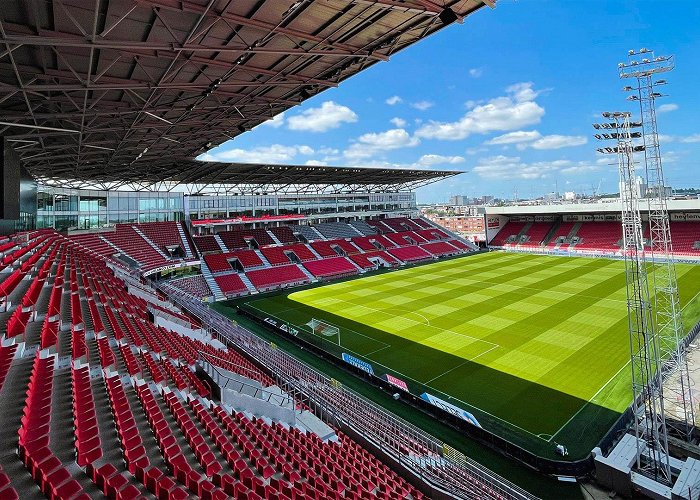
[161,283,538,500]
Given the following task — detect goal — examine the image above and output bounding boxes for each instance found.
[308,318,341,345]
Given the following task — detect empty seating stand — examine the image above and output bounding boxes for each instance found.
[574,222,621,251]
[213,274,248,297]
[349,250,398,269]
[205,250,263,273]
[261,244,316,265]
[268,226,296,244]
[518,222,552,247]
[136,222,191,256]
[168,275,212,298]
[422,241,461,257]
[303,257,358,279]
[193,235,221,253]
[310,239,359,257]
[246,265,308,291]
[314,222,359,240]
[489,221,528,247]
[388,245,433,263]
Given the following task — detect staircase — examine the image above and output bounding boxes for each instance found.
[239,273,257,294]
[514,222,532,245]
[213,234,228,252]
[133,226,170,259]
[200,261,225,301]
[566,222,583,248]
[306,244,323,259]
[541,220,562,247]
[176,223,194,258]
[254,249,272,267]
[310,226,325,241]
[297,264,316,282]
[267,230,282,245]
[349,223,365,236]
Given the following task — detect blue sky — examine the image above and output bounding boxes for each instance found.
[200,0,700,203]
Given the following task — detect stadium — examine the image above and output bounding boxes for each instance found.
[0,1,698,500]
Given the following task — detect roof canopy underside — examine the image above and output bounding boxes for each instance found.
[0,0,488,187]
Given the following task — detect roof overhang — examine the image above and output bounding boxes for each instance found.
[0,0,491,185]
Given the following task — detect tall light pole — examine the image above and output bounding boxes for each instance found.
[620,48,695,442]
[594,112,672,484]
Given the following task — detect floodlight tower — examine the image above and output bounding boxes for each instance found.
[619,49,695,441]
[594,112,671,484]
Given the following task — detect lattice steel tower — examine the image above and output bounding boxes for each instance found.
[620,49,695,442]
[594,112,671,483]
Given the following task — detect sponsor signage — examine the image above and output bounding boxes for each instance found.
[341,353,375,375]
[382,374,409,391]
[191,214,305,226]
[420,392,481,427]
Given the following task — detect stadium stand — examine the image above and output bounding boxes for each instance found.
[381,217,423,233]
[168,276,212,299]
[422,241,461,257]
[246,265,309,291]
[385,231,427,247]
[489,221,528,247]
[388,245,433,263]
[314,222,360,240]
[261,244,317,265]
[348,250,399,269]
[303,257,358,279]
[546,221,578,248]
[365,219,391,234]
[670,221,700,255]
[518,222,553,247]
[294,225,324,242]
[213,274,248,297]
[218,229,275,251]
[205,250,264,273]
[193,235,222,254]
[351,235,396,251]
[348,220,377,235]
[573,222,622,251]
[309,238,360,257]
[136,222,192,257]
[268,226,297,244]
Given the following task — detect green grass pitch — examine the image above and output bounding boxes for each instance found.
[240,252,700,459]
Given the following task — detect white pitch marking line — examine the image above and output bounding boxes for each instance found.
[423,345,499,384]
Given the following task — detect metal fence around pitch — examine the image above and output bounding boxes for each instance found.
[161,284,538,500]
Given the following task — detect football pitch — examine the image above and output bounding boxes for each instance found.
[239,252,700,458]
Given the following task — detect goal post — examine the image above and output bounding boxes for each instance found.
[307,318,341,346]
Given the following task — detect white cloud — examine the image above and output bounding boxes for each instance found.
[344,128,420,160]
[472,155,598,180]
[287,101,357,132]
[390,117,407,128]
[647,133,700,144]
[199,144,314,164]
[469,68,483,78]
[416,154,465,167]
[681,133,700,143]
[259,112,285,128]
[385,95,403,105]
[657,103,679,114]
[530,134,587,150]
[485,130,542,145]
[415,82,545,140]
[411,100,434,111]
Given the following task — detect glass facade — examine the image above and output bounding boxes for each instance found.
[36,186,416,230]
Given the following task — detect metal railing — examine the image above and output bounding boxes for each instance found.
[162,283,538,500]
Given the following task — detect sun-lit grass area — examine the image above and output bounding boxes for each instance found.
[241,253,700,458]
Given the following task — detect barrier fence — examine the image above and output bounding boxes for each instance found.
[161,283,538,500]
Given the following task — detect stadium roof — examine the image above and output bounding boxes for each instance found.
[0,0,491,188]
[42,161,461,194]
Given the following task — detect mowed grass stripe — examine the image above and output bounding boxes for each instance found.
[253,253,700,454]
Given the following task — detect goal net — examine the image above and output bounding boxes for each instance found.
[308,318,340,338]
